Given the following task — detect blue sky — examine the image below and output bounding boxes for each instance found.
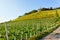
[0,0,59,23]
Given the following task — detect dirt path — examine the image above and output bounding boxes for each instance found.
[40,27,60,40]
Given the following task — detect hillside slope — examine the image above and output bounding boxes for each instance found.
[14,9,60,21]
[0,9,59,40]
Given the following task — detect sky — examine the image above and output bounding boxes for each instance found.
[0,0,60,23]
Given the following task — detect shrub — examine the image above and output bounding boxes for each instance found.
[24,10,37,15]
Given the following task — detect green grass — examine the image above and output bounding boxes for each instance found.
[14,9,60,21]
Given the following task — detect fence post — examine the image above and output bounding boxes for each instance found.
[30,32,32,37]
[33,24,35,36]
[34,31,35,36]
[20,31,23,40]
[14,37,16,40]
[37,23,39,30]
[46,24,48,30]
[26,33,28,40]
[36,23,39,34]
[5,22,9,40]
[21,34,22,40]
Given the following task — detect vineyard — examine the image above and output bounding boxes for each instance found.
[0,17,58,40]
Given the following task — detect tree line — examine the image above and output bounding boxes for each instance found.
[18,7,60,17]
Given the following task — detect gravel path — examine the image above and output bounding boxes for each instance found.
[40,27,60,40]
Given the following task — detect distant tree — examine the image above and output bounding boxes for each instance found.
[24,10,37,15]
[24,13,29,15]
[56,7,60,9]
[18,16,22,18]
[50,7,53,10]
[29,10,37,13]
[40,8,50,11]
